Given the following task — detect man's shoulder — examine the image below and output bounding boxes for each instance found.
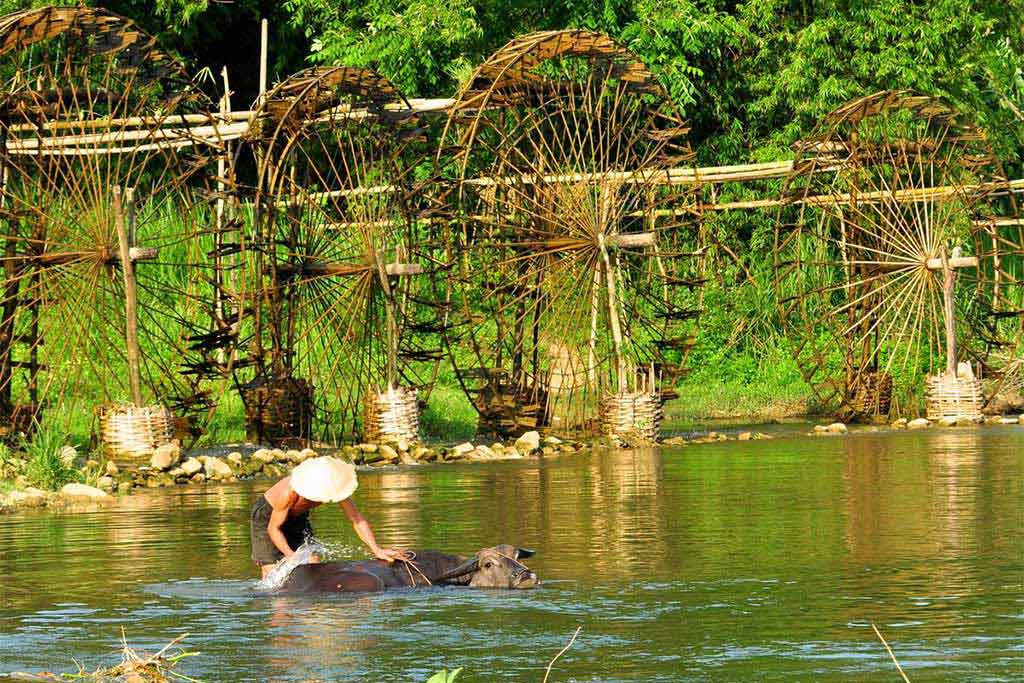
[264,476,296,507]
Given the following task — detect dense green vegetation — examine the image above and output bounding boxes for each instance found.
[5,1,1017,159]
[0,0,1021,435]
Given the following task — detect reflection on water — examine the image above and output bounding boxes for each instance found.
[0,426,1021,682]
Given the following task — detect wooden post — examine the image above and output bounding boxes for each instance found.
[373,249,399,389]
[0,154,18,411]
[215,66,233,366]
[27,269,38,405]
[941,247,957,377]
[600,238,627,393]
[598,181,628,394]
[259,19,269,102]
[587,267,600,384]
[114,186,143,407]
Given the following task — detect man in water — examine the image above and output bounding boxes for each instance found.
[251,455,402,579]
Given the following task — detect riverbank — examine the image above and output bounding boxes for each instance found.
[0,430,592,513]
[4,412,1023,515]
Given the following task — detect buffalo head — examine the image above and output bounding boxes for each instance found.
[437,544,538,589]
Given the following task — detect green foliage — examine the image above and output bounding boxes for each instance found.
[266,0,1022,167]
[0,439,23,482]
[421,384,477,442]
[21,422,79,491]
[425,668,462,683]
[737,0,1024,158]
[284,0,484,93]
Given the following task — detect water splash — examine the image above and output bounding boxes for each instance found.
[254,538,328,592]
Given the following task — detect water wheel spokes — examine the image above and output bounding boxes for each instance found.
[442,30,702,437]
[775,91,1024,419]
[0,7,214,435]
[245,67,441,444]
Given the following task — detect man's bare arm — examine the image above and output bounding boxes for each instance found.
[341,499,401,562]
[266,500,296,558]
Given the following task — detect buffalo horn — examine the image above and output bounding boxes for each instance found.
[516,548,535,559]
[436,556,480,581]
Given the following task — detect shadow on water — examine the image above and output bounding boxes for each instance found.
[0,426,1022,682]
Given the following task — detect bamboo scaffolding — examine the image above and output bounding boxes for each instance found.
[276,164,1024,208]
[3,112,1021,215]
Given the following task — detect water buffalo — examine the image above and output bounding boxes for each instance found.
[274,545,538,593]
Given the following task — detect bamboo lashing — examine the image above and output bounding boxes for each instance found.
[926,366,984,420]
[241,376,314,446]
[599,391,664,441]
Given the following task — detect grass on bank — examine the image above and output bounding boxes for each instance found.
[670,346,813,422]
[0,420,98,492]
[20,423,80,490]
[0,345,809,475]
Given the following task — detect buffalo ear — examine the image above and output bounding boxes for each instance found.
[436,555,480,581]
[516,548,535,559]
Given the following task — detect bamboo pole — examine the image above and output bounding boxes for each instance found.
[259,19,269,103]
[277,169,1024,209]
[942,247,958,376]
[8,138,211,156]
[373,250,399,389]
[587,267,600,384]
[0,139,16,410]
[113,186,143,407]
[4,121,250,150]
[214,67,232,366]
[5,110,252,133]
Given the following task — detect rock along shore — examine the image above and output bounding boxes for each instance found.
[3,415,1022,513]
[0,431,589,512]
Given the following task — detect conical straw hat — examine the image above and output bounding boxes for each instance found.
[291,456,358,503]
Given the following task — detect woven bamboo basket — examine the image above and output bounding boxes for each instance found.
[598,391,664,441]
[98,403,175,467]
[850,371,894,417]
[363,386,419,444]
[240,376,314,446]
[474,381,548,438]
[926,369,984,420]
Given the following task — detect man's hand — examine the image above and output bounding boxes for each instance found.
[374,548,404,563]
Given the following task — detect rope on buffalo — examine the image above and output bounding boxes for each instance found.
[394,550,432,586]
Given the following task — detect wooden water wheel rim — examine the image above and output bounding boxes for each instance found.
[775,90,1024,419]
[0,6,191,112]
[441,30,703,435]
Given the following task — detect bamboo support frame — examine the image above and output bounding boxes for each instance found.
[113,186,143,407]
[941,248,958,376]
[2,111,1023,217]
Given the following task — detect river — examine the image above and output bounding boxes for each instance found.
[0,424,1021,682]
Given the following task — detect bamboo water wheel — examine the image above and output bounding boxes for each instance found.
[774,91,1024,420]
[440,30,703,438]
[237,67,442,445]
[0,7,217,447]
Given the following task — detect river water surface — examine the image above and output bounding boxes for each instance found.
[1,425,1021,682]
